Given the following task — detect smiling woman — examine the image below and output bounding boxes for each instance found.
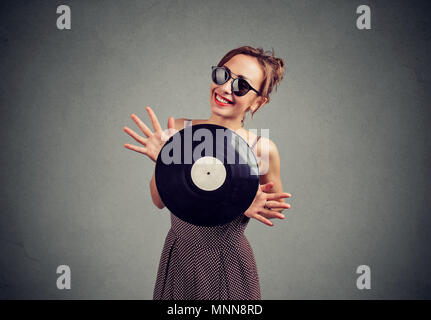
[123,46,291,300]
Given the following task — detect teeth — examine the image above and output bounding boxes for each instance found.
[216,94,230,104]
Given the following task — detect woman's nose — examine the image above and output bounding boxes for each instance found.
[219,79,232,94]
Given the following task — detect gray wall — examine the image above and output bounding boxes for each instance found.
[1,0,430,299]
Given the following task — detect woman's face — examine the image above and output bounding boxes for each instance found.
[210,54,267,122]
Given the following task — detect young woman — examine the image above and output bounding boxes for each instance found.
[123,46,292,300]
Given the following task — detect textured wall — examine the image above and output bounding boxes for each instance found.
[0,0,430,299]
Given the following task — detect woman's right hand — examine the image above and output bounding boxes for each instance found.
[123,106,176,163]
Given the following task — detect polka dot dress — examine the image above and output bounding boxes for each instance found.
[152,213,261,300]
[153,133,262,300]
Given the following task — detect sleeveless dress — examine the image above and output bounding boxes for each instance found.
[153,120,262,300]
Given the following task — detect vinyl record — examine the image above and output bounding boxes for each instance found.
[155,123,259,226]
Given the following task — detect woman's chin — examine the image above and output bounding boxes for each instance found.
[211,106,231,117]
[212,101,232,109]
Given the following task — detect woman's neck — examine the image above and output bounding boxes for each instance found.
[207,113,243,132]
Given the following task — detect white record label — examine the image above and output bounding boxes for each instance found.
[190,156,227,191]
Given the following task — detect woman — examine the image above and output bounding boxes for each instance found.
[123,46,292,300]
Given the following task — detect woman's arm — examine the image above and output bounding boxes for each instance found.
[244,138,291,226]
[258,138,290,214]
[150,167,165,209]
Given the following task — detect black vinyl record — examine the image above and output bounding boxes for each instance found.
[155,124,259,226]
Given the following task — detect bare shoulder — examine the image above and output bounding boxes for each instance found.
[254,136,281,179]
[234,129,279,160]
[254,136,282,186]
[256,136,280,159]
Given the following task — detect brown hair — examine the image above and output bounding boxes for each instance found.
[217,45,286,115]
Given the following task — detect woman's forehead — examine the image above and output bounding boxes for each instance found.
[224,54,264,84]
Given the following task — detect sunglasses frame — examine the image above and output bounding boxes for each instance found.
[211,66,260,97]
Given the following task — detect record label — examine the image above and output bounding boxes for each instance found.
[190,156,227,191]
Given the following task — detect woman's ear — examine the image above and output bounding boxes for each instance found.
[250,96,268,114]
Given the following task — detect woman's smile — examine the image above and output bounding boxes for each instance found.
[214,92,233,107]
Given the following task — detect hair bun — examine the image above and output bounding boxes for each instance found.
[274,57,286,83]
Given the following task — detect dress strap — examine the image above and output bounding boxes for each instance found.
[250,135,261,150]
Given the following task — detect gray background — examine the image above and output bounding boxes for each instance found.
[1,0,430,299]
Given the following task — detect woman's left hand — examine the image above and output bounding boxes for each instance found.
[244,181,292,226]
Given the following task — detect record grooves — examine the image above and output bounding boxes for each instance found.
[155,124,259,226]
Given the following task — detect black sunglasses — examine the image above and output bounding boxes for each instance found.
[211,66,260,97]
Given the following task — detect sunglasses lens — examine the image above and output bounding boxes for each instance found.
[232,78,250,96]
[211,66,254,97]
[212,67,229,85]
